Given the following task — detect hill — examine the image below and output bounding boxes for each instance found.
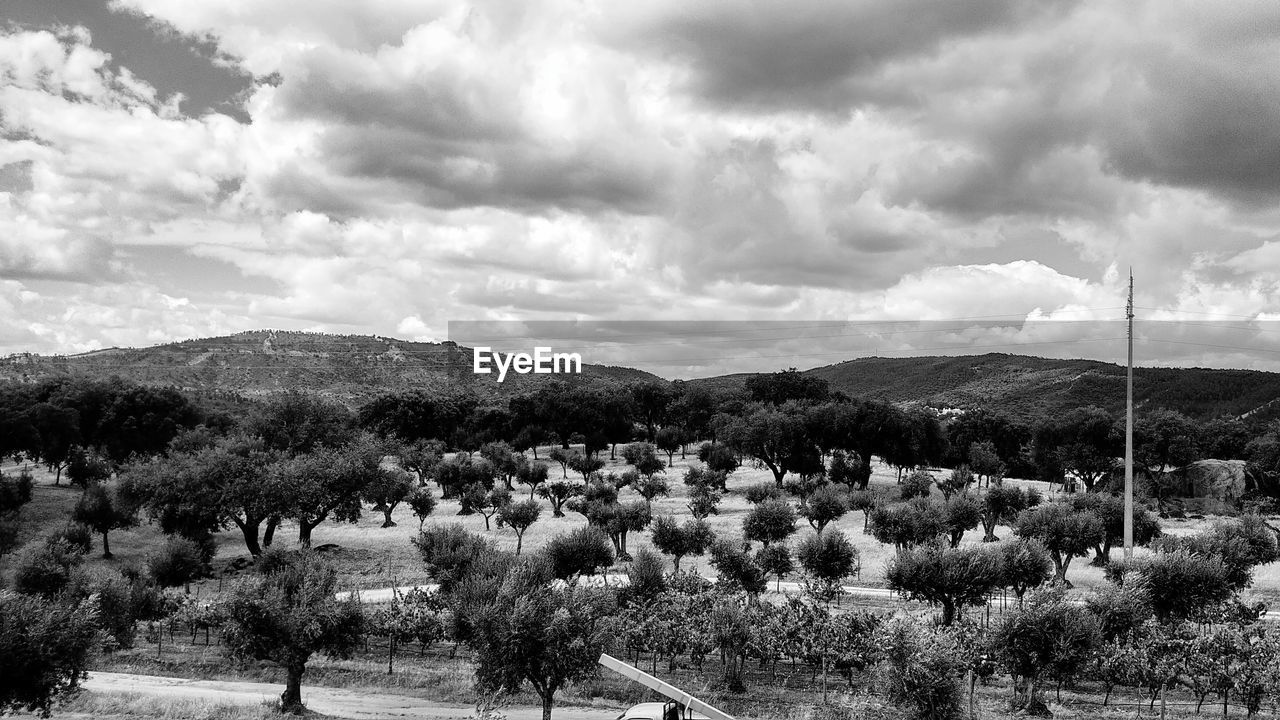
[5,334,1280,422]
[0,330,661,403]
[718,353,1280,423]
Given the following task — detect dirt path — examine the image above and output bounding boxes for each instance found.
[83,672,614,719]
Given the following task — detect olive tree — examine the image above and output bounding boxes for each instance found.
[219,553,364,713]
[497,499,541,555]
[649,515,714,572]
[886,542,1003,625]
[742,499,797,547]
[0,591,101,717]
[1013,502,1104,586]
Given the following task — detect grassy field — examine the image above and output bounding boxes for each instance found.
[6,451,1280,719]
[6,449,1278,604]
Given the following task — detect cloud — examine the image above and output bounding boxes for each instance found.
[3,1,1280,376]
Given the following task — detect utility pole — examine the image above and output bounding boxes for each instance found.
[1124,271,1135,558]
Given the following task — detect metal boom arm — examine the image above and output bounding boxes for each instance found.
[598,653,736,720]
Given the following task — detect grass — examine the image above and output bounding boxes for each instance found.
[55,692,305,720]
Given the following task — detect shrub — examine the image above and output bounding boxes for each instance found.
[698,442,740,475]
[12,540,83,597]
[0,590,100,716]
[708,539,768,595]
[935,466,973,499]
[997,539,1053,603]
[744,481,782,505]
[48,523,93,555]
[876,618,966,720]
[623,547,667,605]
[1106,550,1233,622]
[148,536,206,590]
[543,526,615,580]
[742,499,797,547]
[869,499,946,551]
[412,524,496,591]
[0,469,33,517]
[900,470,934,500]
[992,588,1102,714]
[801,483,848,533]
[797,529,860,585]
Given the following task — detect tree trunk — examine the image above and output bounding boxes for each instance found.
[542,693,554,720]
[516,530,524,555]
[298,522,315,549]
[382,507,396,528]
[237,519,263,556]
[281,663,305,713]
[941,599,955,626]
[264,516,279,547]
[101,530,112,559]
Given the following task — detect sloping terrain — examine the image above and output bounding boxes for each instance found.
[0,330,660,402]
[700,353,1280,422]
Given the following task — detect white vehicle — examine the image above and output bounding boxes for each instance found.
[615,701,711,720]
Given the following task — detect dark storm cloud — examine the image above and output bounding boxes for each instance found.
[629,0,1075,112]
[1100,58,1280,203]
[5,0,253,119]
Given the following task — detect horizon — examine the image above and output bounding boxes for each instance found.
[8,321,1280,382]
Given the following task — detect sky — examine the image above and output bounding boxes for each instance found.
[3,0,1280,377]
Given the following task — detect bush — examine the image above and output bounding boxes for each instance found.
[708,539,768,595]
[623,547,667,605]
[698,443,740,475]
[992,588,1102,714]
[801,483,848,533]
[148,536,207,589]
[742,500,797,547]
[997,539,1053,603]
[48,523,93,555]
[797,529,860,585]
[12,540,84,597]
[744,481,782,505]
[0,469,33,517]
[0,590,101,716]
[900,470,934,500]
[1107,550,1233,622]
[869,499,946,551]
[543,526,615,580]
[876,618,966,720]
[411,524,496,591]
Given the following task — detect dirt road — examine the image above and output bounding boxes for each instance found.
[83,672,615,719]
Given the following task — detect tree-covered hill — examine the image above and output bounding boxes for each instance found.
[0,330,660,403]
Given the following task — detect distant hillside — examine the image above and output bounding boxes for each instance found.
[6,336,1280,422]
[734,353,1280,422]
[0,330,661,403]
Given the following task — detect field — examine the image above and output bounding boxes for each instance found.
[5,449,1280,719]
[5,450,1276,603]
